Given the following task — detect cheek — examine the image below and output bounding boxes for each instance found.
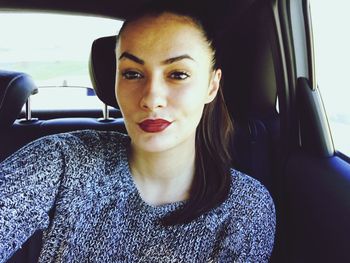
[116,87,139,136]
[116,85,137,118]
[170,84,208,119]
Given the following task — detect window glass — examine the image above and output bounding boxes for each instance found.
[0,13,123,110]
[311,1,350,155]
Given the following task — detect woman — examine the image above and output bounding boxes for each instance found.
[0,3,276,263]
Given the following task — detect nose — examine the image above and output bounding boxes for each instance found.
[140,76,167,111]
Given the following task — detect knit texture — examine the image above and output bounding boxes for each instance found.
[0,130,275,263]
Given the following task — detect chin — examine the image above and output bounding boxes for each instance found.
[132,135,177,153]
[127,124,196,153]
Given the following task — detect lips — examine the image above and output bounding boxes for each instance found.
[138,119,172,133]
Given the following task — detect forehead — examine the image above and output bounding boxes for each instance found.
[121,13,202,37]
[117,13,210,59]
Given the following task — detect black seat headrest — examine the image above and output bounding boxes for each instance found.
[0,70,38,128]
[89,35,118,108]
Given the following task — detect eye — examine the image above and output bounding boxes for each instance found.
[169,71,190,80]
[121,70,143,80]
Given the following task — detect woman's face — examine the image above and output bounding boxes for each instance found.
[115,13,221,153]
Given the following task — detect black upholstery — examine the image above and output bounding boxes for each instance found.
[89,35,118,108]
[0,70,37,128]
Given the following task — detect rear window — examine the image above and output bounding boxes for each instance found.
[0,12,123,110]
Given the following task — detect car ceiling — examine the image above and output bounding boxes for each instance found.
[0,0,258,21]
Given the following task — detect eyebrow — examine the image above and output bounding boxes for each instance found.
[162,55,195,64]
[118,52,194,65]
[119,52,144,65]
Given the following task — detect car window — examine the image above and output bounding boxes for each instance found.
[0,12,122,110]
[310,1,350,156]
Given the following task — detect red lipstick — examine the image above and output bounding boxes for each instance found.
[139,119,172,133]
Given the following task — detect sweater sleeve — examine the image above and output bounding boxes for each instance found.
[218,189,276,263]
[0,135,66,263]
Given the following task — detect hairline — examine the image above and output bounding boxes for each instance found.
[116,12,216,70]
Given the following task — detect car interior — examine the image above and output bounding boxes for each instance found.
[1,0,350,262]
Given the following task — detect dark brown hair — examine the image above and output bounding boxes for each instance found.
[118,1,234,225]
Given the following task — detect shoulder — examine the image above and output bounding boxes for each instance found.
[226,169,275,214]
[4,130,130,167]
[50,129,128,147]
[209,169,275,228]
[30,130,129,154]
[217,169,276,240]
[212,170,276,261]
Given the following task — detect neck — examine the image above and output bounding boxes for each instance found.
[128,137,196,205]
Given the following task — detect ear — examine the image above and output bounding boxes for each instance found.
[205,69,222,104]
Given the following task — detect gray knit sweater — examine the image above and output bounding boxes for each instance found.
[0,130,275,263]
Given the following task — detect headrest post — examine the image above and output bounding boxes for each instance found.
[25,97,32,121]
[103,103,109,120]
